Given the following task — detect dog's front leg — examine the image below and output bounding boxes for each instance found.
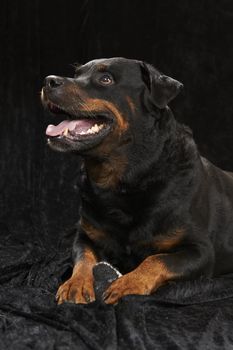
[56,242,98,304]
[103,245,213,304]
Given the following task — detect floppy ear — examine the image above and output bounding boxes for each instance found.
[140,62,183,109]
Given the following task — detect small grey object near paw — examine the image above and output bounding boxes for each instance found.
[93,262,122,301]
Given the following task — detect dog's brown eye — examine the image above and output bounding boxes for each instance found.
[99,74,113,85]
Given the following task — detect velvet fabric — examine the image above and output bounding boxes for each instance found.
[1,231,233,349]
[1,0,233,349]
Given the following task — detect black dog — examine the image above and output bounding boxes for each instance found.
[41,57,233,305]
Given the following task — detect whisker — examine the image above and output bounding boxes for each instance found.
[78,99,96,118]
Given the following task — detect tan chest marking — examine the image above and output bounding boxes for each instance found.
[153,229,185,252]
[80,217,106,242]
[138,229,185,253]
[85,154,127,189]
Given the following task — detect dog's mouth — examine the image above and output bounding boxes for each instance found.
[45,101,113,142]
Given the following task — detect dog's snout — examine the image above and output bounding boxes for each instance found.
[45,75,64,89]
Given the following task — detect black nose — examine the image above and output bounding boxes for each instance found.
[45,75,64,89]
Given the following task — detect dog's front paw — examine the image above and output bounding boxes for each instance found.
[56,271,95,304]
[103,272,151,305]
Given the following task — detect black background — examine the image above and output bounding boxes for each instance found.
[1,0,233,244]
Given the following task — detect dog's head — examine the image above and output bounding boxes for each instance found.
[41,57,183,155]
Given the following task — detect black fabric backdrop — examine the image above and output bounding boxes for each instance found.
[1,1,233,349]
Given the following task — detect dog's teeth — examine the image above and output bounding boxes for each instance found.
[63,128,69,136]
[81,123,105,136]
[93,124,99,132]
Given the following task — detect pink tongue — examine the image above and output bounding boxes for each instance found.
[46,119,96,137]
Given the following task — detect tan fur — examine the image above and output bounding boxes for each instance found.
[85,153,127,189]
[153,229,185,252]
[80,217,106,241]
[126,95,136,114]
[56,246,97,304]
[104,254,177,304]
[80,98,128,132]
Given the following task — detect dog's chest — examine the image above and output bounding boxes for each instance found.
[97,235,144,273]
[85,220,157,273]
[82,183,151,228]
[81,182,161,271]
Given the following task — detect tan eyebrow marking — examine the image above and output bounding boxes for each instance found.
[96,64,108,72]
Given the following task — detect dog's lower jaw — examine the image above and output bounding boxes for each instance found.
[46,124,112,153]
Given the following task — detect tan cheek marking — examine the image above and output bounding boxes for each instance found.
[65,83,87,99]
[80,217,106,241]
[80,98,128,132]
[126,96,136,114]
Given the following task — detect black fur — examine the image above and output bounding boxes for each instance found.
[42,57,233,300]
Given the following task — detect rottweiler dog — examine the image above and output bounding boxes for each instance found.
[41,57,233,305]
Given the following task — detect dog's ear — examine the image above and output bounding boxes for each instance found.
[140,62,183,109]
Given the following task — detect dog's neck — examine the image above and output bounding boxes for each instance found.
[84,153,127,190]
